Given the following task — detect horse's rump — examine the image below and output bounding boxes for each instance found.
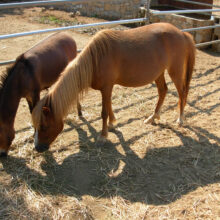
[24,32,77,89]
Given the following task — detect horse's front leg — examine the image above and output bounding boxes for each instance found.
[27,99,34,113]
[77,102,82,117]
[98,87,113,142]
[108,98,116,130]
[27,91,40,113]
[32,91,40,108]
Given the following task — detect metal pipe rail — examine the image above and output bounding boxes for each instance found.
[0,0,108,9]
[196,39,220,47]
[0,18,147,40]
[182,24,220,32]
[0,60,15,66]
[173,0,220,9]
[0,18,218,41]
[1,0,219,10]
[152,8,220,15]
[1,0,220,14]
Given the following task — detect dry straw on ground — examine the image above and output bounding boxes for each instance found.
[0,6,220,220]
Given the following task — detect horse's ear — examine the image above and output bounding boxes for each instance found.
[42,106,51,116]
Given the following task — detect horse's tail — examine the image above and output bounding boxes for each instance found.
[183,32,196,105]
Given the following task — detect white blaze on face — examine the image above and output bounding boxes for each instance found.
[34,130,39,147]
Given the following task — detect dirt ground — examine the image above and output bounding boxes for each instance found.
[0,7,220,220]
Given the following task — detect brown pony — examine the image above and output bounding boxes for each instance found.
[32,23,196,152]
[0,32,82,156]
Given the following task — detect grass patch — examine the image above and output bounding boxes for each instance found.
[39,15,78,26]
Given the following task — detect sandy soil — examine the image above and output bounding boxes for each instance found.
[0,7,220,220]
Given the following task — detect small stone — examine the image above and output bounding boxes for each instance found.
[75,11,81,16]
[69,12,75,18]
[41,7,46,12]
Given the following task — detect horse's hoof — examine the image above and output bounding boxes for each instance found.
[144,114,160,124]
[144,117,154,124]
[108,122,116,131]
[96,135,107,147]
[35,144,49,153]
[176,118,183,126]
[78,111,82,118]
[144,115,155,124]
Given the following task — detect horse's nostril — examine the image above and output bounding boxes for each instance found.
[35,144,49,153]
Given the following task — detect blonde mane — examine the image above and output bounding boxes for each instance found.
[32,29,118,129]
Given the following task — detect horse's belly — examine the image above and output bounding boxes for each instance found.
[116,69,163,87]
[117,79,152,87]
[115,52,167,87]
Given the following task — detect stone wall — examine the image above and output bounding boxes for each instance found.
[57,0,142,20]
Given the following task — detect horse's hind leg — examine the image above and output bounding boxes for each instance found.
[168,66,186,125]
[144,73,167,124]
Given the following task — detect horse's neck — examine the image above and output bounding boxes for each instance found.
[50,72,80,119]
[50,56,92,119]
[0,72,23,124]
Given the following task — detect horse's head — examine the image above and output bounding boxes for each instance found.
[32,106,64,153]
[0,122,15,157]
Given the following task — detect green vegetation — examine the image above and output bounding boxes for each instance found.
[39,15,78,26]
[39,15,65,25]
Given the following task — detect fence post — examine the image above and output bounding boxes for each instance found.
[145,0,151,24]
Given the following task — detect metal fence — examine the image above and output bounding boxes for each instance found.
[0,0,220,66]
[0,0,108,9]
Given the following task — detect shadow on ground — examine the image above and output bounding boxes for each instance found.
[0,8,24,17]
[1,65,220,206]
[1,118,220,205]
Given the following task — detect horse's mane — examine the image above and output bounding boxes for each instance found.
[32,29,118,129]
[0,54,26,96]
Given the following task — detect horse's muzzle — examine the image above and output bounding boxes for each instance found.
[0,150,7,157]
[35,144,49,153]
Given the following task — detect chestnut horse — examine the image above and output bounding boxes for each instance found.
[32,23,195,152]
[0,32,82,156]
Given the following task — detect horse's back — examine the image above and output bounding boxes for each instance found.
[117,23,188,54]
[25,32,76,63]
[23,32,77,88]
[98,23,194,87]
